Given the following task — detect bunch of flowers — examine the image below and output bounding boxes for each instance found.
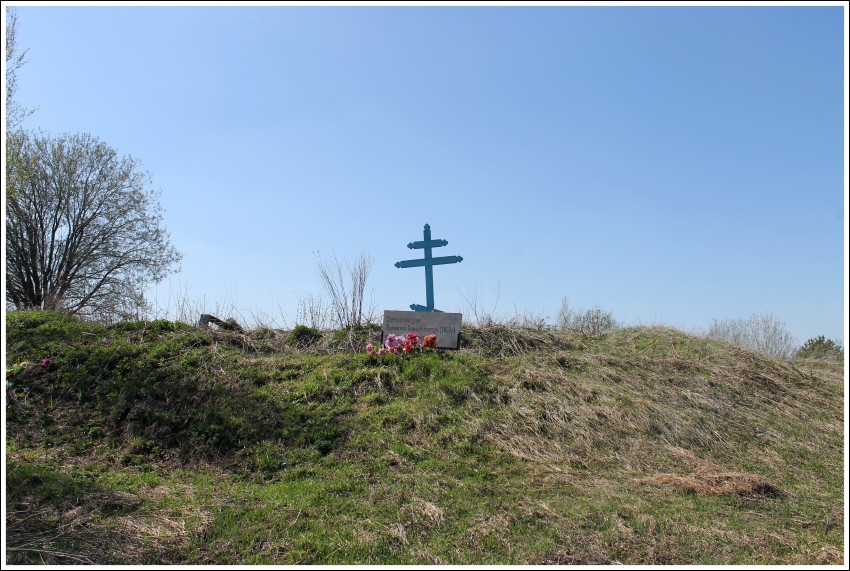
[6,361,30,380]
[367,333,437,357]
[366,344,386,357]
[6,358,50,388]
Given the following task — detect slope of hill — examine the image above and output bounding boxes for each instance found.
[4,310,845,565]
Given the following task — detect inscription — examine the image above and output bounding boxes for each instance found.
[382,310,462,349]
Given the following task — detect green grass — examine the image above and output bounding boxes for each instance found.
[5,311,845,564]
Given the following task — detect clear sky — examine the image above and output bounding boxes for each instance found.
[5,2,848,345]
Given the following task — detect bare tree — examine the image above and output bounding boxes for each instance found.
[6,7,37,205]
[5,7,34,133]
[6,132,182,322]
[314,252,374,330]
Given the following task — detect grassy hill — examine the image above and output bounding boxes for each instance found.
[4,310,844,565]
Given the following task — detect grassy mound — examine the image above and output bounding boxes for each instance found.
[5,311,844,564]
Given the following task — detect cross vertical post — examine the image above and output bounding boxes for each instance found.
[423,224,435,311]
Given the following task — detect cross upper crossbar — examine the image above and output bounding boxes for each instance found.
[407,238,448,250]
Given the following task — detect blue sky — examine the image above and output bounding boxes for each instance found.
[6,3,847,345]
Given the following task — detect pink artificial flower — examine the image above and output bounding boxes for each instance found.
[366,343,375,355]
[386,334,405,351]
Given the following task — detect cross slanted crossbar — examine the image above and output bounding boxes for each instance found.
[394,224,463,312]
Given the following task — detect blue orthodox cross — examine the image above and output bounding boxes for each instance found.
[395,224,463,312]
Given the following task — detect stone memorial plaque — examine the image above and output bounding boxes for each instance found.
[382,310,462,350]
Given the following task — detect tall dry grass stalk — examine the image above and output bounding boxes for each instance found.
[315,252,375,330]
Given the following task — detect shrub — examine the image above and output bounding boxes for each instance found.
[570,306,618,337]
[796,336,844,360]
[252,327,279,341]
[286,325,323,348]
[5,310,102,361]
[707,313,795,359]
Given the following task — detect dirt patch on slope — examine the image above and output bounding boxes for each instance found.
[640,470,785,498]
